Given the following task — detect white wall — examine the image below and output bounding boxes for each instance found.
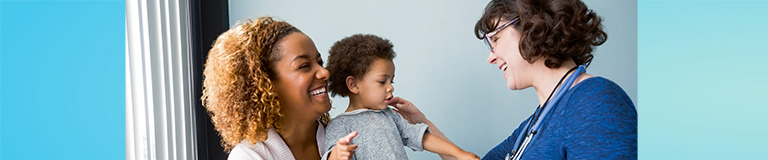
[228,0,636,158]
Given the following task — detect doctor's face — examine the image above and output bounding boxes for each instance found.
[486,20,535,90]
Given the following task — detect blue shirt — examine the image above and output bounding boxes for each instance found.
[483,77,637,159]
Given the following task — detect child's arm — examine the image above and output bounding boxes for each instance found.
[328,131,359,160]
[422,132,480,160]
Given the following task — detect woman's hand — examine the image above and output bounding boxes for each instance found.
[329,131,358,160]
[387,96,427,124]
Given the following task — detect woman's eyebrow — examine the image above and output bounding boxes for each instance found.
[291,54,309,62]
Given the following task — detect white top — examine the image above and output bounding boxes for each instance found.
[228,124,326,160]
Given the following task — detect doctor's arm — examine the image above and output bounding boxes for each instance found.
[388,96,458,160]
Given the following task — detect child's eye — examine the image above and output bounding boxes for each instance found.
[317,59,324,66]
[390,80,395,84]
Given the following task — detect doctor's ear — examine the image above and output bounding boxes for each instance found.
[346,76,359,95]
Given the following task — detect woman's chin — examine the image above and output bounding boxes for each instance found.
[322,103,331,112]
[506,81,525,91]
[316,101,331,112]
[506,80,516,90]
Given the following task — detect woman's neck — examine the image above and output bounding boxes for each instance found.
[280,115,318,149]
[531,61,578,106]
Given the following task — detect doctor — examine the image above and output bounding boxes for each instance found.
[389,0,637,159]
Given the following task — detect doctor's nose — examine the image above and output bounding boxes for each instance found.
[487,52,498,64]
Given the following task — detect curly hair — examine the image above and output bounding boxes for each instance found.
[201,17,329,152]
[326,34,396,97]
[474,0,607,68]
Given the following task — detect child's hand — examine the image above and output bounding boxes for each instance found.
[454,151,480,160]
[329,131,358,160]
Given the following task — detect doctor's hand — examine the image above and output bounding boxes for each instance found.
[388,96,427,124]
[329,131,358,160]
[454,151,480,160]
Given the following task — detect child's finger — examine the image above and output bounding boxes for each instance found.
[343,131,357,142]
[337,131,358,145]
[347,144,358,151]
[338,143,358,153]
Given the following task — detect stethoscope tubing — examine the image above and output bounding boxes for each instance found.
[507,65,586,160]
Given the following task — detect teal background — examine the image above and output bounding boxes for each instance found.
[0,0,766,159]
[0,0,125,159]
[639,0,768,159]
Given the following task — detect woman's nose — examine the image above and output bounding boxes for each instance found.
[317,67,330,80]
[487,51,498,64]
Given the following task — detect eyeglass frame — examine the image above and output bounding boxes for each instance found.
[483,17,520,52]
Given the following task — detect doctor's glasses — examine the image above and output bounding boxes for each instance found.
[483,17,519,52]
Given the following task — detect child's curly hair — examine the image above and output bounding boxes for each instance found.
[201,17,328,152]
[326,34,396,97]
[474,0,607,68]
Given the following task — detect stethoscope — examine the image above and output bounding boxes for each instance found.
[505,65,586,160]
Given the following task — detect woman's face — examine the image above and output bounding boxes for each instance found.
[272,32,331,121]
[486,20,534,90]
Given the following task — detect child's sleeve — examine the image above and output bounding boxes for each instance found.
[384,108,429,151]
[323,118,349,160]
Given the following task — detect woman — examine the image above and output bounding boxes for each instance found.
[395,0,637,159]
[201,17,358,160]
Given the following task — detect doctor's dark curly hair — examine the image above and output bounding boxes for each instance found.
[326,34,396,97]
[201,17,329,152]
[474,0,607,68]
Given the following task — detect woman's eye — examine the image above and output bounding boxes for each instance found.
[299,63,309,69]
[390,80,395,84]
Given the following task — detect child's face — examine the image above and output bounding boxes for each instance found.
[355,59,395,110]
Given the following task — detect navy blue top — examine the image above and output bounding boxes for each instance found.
[483,77,637,159]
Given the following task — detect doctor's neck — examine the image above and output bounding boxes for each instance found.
[530,59,581,106]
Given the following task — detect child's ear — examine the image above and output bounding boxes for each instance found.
[346,76,359,95]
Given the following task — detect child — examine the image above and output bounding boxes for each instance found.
[322,34,479,160]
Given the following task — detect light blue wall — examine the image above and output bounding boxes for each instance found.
[228,0,636,158]
[639,0,768,159]
[0,1,125,159]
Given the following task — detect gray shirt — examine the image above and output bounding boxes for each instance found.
[323,107,429,160]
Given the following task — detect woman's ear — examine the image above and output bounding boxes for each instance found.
[346,76,359,95]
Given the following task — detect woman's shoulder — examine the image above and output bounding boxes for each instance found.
[568,77,633,105]
[561,76,636,120]
[227,129,293,160]
[228,142,268,160]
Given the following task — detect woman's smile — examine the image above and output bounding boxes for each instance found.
[309,86,328,98]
